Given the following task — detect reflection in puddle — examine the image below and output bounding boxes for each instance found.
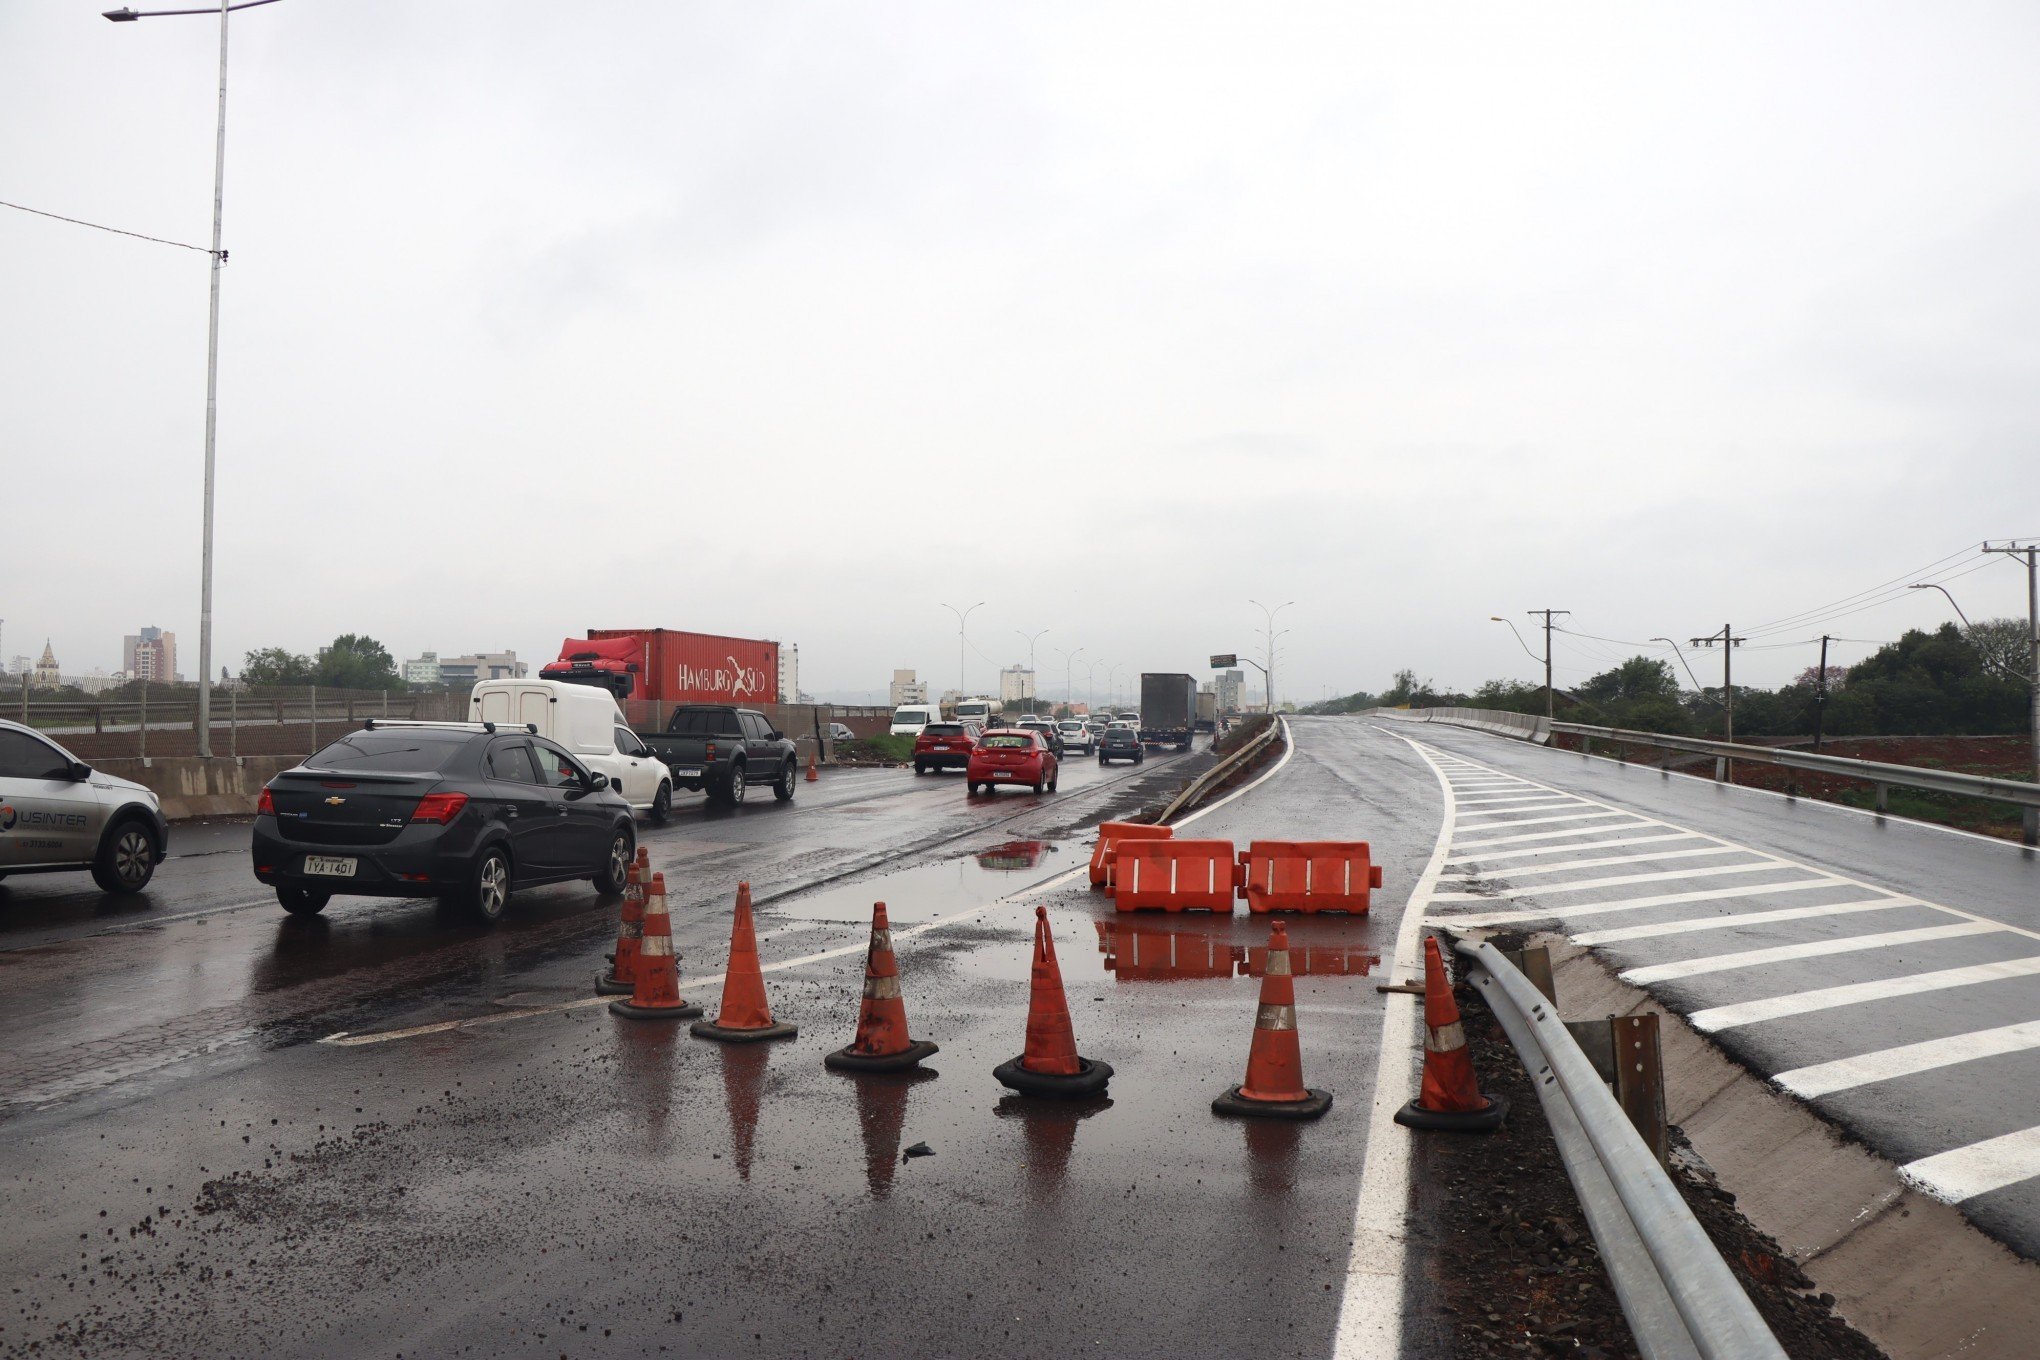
[851,1069,939,1200]
[975,840,1049,871]
[993,1093,1112,1191]
[1242,1118,1303,1197]
[718,1042,770,1181]
[1094,920,1380,982]
[615,1022,680,1158]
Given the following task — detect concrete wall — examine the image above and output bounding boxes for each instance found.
[95,755,300,821]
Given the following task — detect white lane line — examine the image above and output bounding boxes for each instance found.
[1691,955,2040,1032]
[1445,832,1706,865]
[1334,730,1456,1357]
[1436,847,1760,883]
[1454,800,1592,819]
[1903,1125,2040,1203]
[1430,860,1795,901]
[1778,1020,2040,1099]
[1573,898,1919,946]
[1450,819,1655,850]
[1619,921,2005,985]
[1452,811,1640,835]
[1442,877,1848,927]
[1454,795,1569,807]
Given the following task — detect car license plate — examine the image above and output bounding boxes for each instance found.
[992,771,1014,779]
[934,744,952,751]
[671,767,703,778]
[304,855,357,878]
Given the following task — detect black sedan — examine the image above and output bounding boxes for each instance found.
[1097,727,1145,765]
[252,721,634,922]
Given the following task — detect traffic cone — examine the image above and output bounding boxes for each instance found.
[596,848,651,995]
[691,882,797,1043]
[824,902,939,1072]
[1212,921,1332,1120]
[806,753,819,782]
[609,872,704,1021]
[995,906,1112,1097]
[1394,935,1507,1132]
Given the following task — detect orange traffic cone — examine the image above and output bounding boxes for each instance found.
[691,882,797,1043]
[995,906,1112,1097]
[805,754,819,782]
[1212,921,1332,1119]
[1394,935,1507,1132]
[596,848,651,995]
[824,902,939,1072]
[609,872,704,1021]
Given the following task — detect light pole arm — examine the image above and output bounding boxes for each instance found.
[105,0,281,18]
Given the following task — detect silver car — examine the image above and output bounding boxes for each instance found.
[0,719,168,893]
[1057,720,1095,754]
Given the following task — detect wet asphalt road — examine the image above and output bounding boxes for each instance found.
[0,727,1452,1359]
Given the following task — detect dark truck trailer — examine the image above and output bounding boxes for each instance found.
[1139,673,1198,752]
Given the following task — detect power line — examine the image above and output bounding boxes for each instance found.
[1740,543,1978,635]
[0,197,215,256]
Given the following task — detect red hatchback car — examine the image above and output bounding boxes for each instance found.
[967,729,1059,796]
[913,721,981,775]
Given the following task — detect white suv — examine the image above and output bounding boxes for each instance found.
[1057,720,1095,754]
[0,719,168,893]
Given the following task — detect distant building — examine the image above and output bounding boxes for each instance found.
[33,640,62,688]
[403,652,443,686]
[68,671,119,695]
[124,626,178,683]
[435,651,526,686]
[1215,670,1244,713]
[778,644,799,709]
[889,669,928,707]
[5,655,28,681]
[999,665,1036,705]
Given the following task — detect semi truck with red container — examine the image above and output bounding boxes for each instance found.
[540,630,781,706]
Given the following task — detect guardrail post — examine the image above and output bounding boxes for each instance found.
[1614,1014,1670,1168]
[1713,756,1726,782]
[1875,781,1889,814]
[94,703,103,736]
[1500,945,1557,1006]
[2027,808,2038,847]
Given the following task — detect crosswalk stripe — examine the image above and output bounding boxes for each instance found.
[1689,955,2040,1032]
[1449,820,1659,850]
[1903,1125,2040,1203]
[1432,860,1792,901]
[1454,795,1568,807]
[1436,847,1758,883]
[1573,898,1918,946]
[1440,876,1846,926]
[1446,832,1706,865]
[1455,801,1591,819]
[1777,1020,2040,1099]
[1451,811,1640,837]
[1619,921,2003,985]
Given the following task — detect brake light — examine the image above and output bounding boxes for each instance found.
[704,742,717,761]
[410,792,469,825]
[256,787,275,816]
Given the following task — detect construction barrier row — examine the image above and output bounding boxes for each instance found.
[1090,822,1383,915]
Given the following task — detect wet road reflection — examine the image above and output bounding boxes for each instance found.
[850,1068,938,1200]
[993,1093,1112,1193]
[1093,919,1380,982]
[717,1042,770,1181]
[975,840,1050,871]
[615,1021,680,1158]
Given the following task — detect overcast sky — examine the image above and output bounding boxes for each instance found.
[6,2,2037,705]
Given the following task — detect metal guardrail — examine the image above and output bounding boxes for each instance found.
[1455,937,1786,1360]
[1387,705,2040,842]
[1155,715,1286,823]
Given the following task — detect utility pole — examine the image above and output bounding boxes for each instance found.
[1015,629,1049,715]
[1691,624,1746,781]
[1528,609,1570,719]
[940,601,983,707]
[1983,541,2040,845]
[1812,634,1832,751]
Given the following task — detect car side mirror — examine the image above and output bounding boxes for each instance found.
[588,772,610,792]
[767,730,783,742]
[69,761,93,781]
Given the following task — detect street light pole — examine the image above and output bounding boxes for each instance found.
[1983,541,2040,845]
[104,0,288,758]
[1248,599,1294,712]
[940,601,983,706]
[1051,646,1084,716]
[1015,629,1049,715]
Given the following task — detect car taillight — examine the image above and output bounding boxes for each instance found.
[256,787,275,816]
[704,742,717,761]
[410,792,469,825]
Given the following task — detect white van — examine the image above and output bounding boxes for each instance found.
[470,679,672,822]
[890,704,940,736]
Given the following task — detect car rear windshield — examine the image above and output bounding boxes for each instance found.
[983,734,1034,750]
[306,730,469,772]
[667,709,738,734]
[923,724,966,736]
[892,709,929,723]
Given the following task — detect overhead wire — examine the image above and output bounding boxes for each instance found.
[1,197,215,256]
[1738,542,1979,636]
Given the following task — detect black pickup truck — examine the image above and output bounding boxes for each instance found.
[639,705,799,805]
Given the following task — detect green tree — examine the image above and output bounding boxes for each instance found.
[241,646,314,686]
[1577,656,1679,706]
[1839,625,2024,735]
[315,634,403,691]
[1964,618,2032,682]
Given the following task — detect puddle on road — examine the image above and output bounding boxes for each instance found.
[762,839,1078,929]
[1093,916,1381,983]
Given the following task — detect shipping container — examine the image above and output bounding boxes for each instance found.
[544,629,781,706]
[1139,673,1198,751]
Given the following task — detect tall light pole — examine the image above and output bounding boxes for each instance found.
[1982,541,2040,846]
[1051,645,1084,715]
[940,601,983,704]
[1085,658,1106,713]
[1015,628,1049,714]
[1249,599,1294,712]
[104,0,286,758]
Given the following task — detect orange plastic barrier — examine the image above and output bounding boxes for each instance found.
[1090,821,1174,890]
[1113,839,1241,912]
[1237,841,1382,914]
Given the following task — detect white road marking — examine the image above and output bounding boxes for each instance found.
[1450,820,1656,850]
[1442,876,1847,927]
[1453,803,1593,821]
[1450,811,1641,836]
[1619,921,2004,985]
[1453,794,1570,807]
[1445,832,1705,864]
[1334,730,1456,1357]
[1436,846,1758,882]
[1690,955,2040,1031]
[1573,898,1919,946]
[1431,860,1795,901]
[1777,1020,2040,1099]
[1903,1125,2040,1202]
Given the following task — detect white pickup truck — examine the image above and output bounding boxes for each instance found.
[469,679,673,823]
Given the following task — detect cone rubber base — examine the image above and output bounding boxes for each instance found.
[690,1018,798,1043]
[595,972,634,996]
[1212,1085,1333,1121]
[824,1040,939,1072]
[1394,1093,1508,1132]
[608,998,705,1021]
[994,1055,1112,1098]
